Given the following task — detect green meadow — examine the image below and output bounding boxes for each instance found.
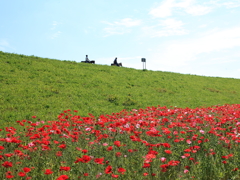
[1,51,240,124]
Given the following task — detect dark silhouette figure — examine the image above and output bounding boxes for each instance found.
[111,57,122,66]
[113,57,119,66]
[85,55,90,62]
[81,55,95,64]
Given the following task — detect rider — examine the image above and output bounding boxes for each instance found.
[85,55,90,62]
[113,57,119,66]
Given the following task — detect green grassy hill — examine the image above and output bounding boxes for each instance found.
[1,51,240,124]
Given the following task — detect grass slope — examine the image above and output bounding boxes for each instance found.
[1,51,240,124]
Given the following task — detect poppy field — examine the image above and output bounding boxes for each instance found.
[0,104,239,179]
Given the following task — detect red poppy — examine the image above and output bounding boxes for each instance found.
[143,172,149,176]
[114,141,121,147]
[168,160,180,166]
[117,167,126,174]
[160,164,169,169]
[75,155,91,163]
[56,175,69,180]
[5,171,14,178]
[111,174,119,178]
[162,143,171,148]
[23,167,31,173]
[143,163,151,168]
[94,157,105,164]
[2,161,13,168]
[115,152,122,157]
[60,166,71,171]
[128,149,133,153]
[82,149,88,153]
[44,169,53,175]
[107,146,113,151]
[58,144,67,149]
[56,151,63,156]
[105,165,112,174]
[164,150,172,154]
[18,172,26,177]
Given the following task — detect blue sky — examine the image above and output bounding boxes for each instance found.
[1,0,240,79]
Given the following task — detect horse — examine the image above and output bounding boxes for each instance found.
[81,60,95,64]
[111,63,122,67]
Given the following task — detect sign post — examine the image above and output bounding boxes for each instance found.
[141,58,146,70]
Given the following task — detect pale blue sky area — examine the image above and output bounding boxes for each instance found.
[1,0,240,79]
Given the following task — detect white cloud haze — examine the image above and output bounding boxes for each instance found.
[149,0,212,18]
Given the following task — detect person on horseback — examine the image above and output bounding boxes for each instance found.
[85,55,90,62]
[113,57,119,66]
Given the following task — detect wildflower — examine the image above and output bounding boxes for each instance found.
[160,157,167,162]
[54,140,59,144]
[75,155,91,163]
[184,153,190,157]
[23,167,31,173]
[164,150,172,154]
[96,173,103,178]
[162,143,171,148]
[82,149,88,153]
[76,147,82,151]
[105,165,112,174]
[111,174,119,178]
[56,175,69,180]
[222,155,229,159]
[44,169,53,175]
[143,172,149,176]
[184,169,189,173]
[58,144,66,149]
[56,151,63,156]
[160,164,169,169]
[60,166,71,171]
[128,149,133,153]
[2,161,13,168]
[199,130,205,134]
[114,141,121,147]
[5,153,14,157]
[5,171,14,179]
[107,146,113,151]
[228,154,234,157]
[18,172,26,177]
[168,160,180,166]
[117,167,126,174]
[232,168,239,171]
[143,163,151,168]
[94,157,105,164]
[184,148,191,152]
[115,152,122,157]
[186,139,192,144]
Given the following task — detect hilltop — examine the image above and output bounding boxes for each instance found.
[0,51,240,124]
